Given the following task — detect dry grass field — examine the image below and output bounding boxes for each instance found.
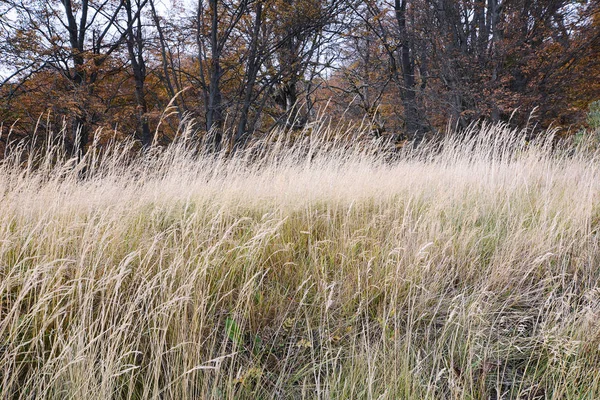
[1,123,600,399]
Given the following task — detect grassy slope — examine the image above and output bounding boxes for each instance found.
[1,124,600,399]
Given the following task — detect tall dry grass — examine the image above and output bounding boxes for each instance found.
[1,122,600,399]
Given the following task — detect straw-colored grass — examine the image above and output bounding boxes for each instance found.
[1,123,600,399]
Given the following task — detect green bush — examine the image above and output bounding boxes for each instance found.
[587,100,600,130]
[575,100,600,146]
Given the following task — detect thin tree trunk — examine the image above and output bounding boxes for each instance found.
[126,0,151,147]
[207,0,223,151]
[394,0,426,143]
[235,2,263,148]
[149,0,177,102]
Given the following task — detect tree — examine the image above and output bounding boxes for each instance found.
[125,0,152,146]
[0,0,145,154]
[195,0,253,150]
[1,0,600,154]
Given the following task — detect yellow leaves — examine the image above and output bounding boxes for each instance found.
[282,316,312,348]
[326,325,352,344]
[295,338,312,348]
[329,333,342,343]
[282,316,294,331]
[234,366,263,385]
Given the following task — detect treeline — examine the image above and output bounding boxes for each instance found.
[1,0,599,152]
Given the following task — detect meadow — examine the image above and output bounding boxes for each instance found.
[1,123,599,399]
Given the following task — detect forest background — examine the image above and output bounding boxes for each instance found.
[1,0,600,152]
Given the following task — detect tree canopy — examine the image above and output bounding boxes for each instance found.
[1,0,599,151]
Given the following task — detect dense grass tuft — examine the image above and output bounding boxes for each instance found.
[1,123,600,399]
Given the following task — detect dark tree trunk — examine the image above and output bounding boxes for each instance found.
[63,0,89,155]
[394,0,427,143]
[60,0,127,155]
[126,0,151,147]
[235,2,263,148]
[206,0,224,151]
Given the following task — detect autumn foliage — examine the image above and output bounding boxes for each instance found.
[1,0,599,151]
